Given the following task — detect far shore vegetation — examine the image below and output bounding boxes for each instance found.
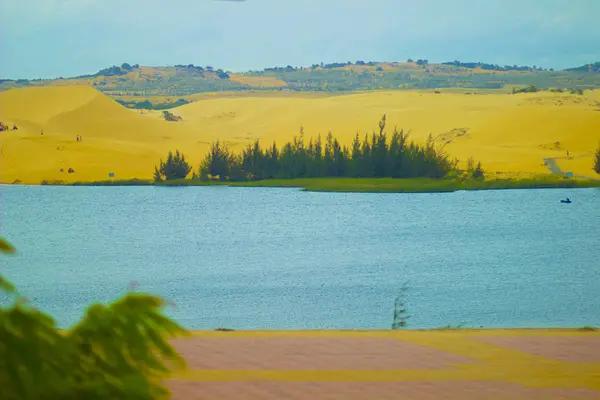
[32,114,600,193]
[159,115,467,183]
[65,177,600,193]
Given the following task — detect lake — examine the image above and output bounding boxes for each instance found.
[1,185,599,330]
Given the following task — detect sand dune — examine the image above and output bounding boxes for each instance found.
[1,86,599,183]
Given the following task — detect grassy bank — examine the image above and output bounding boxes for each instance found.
[65,176,600,193]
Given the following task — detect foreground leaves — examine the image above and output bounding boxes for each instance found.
[0,238,16,254]
[0,237,187,400]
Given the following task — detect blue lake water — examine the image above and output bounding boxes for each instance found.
[1,185,599,330]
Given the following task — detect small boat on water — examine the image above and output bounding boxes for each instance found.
[561,198,572,204]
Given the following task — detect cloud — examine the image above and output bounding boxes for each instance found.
[1,0,599,78]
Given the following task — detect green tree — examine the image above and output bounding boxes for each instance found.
[350,132,362,177]
[312,135,324,177]
[372,115,388,177]
[466,157,484,179]
[324,131,335,176]
[155,150,192,181]
[265,141,280,179]
[360,133,372,177]
[228,153,246,181]
[0,237,186,399]
[199,141,230,180]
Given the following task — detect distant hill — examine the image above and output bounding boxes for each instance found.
[1,60,599,102]
[565,62,600,73]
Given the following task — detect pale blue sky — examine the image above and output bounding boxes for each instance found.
[1,0,599,79]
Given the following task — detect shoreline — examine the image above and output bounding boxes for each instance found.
[6,176,598,193]
[182,327,598,334]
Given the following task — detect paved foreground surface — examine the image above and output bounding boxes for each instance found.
[166,330,600,399]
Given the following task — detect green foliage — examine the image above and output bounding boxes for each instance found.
[467,157,485,179]
[565,62,600,73]
[227,175,600,192]
[0,238,16,254]
[199,141,231,180]
[391,283,410,330]
[155,150,192,181]
[4,59,600,94]
[578,326,597,332]
[72,179,151,186]
[162,111,182,122]
[512,85,539,94]
[0,238,17,294]
[153,166,163,182]
[12,57,600,94]
[0,238,187,399]
[443,60,536,71]
[594,144,600,174]
[195,115,456,181]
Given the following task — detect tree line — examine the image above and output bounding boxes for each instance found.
[154,115,484,182]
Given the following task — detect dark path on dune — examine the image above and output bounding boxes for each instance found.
[544,156,600,181]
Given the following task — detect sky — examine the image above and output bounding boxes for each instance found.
[1,0,599,79]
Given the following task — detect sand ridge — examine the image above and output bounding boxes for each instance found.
[1,86,599,183]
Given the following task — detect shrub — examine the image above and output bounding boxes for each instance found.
[155,150,192,181]
[467,157,485,179]
[391,283,410,330]
[472,162,484,179]
[512,85,539,94]
[594,144,600,174]
[0,237,187,399]
[162,111,182,122]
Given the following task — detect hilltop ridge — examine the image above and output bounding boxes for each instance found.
[2,60,599,102]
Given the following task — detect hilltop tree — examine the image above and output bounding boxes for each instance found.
[594,143,600,174]
[155,150,192,181]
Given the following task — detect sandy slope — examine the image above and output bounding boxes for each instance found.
[1,86,599,184]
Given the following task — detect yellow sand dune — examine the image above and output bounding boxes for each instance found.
[0,86,212,183]
[0,86,98,130]
[1,86,599,184]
